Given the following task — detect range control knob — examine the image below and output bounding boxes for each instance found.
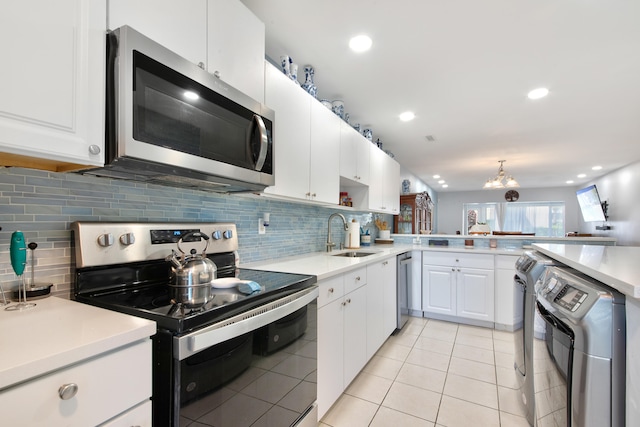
[223,230,233,239]
[97,233,114,247]
[212,230,222,240]
[119,232,136,246]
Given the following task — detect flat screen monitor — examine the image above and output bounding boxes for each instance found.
[576,185,606,222]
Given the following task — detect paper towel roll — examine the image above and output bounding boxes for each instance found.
[345,220,360,249]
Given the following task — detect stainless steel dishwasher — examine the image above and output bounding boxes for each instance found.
[396,252,413,330]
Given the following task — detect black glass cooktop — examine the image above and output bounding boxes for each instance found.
[74,268,316,333]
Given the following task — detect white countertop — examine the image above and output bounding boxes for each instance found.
[0,297,156,390]
[533,243,640,299]
[242,244,523,280]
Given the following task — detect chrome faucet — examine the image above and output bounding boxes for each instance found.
[326,213,349,252]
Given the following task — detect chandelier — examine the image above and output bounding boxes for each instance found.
[483,160,519,189]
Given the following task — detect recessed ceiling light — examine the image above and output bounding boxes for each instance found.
[438,180,445,184]
[592,165,603,171]
[527,87,549,100]
[433,175,440,179]
[184,90,199,100]
[442,184,449,188]
[399,111,415,122]
[577,173,586,178]
[349,35,372,52]
[566,180,574,184]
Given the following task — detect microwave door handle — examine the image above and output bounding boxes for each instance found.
[251,114,269,171]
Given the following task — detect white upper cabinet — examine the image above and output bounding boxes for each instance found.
[368,146,400,213]
[339,122,370,185]
[264,63,311,200]
[109,0,265,102]
[0,0,106,170]
[108,0,208,67]
[208,0,265,103]
[264,63,340,204]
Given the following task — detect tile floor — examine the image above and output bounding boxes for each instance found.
[319,316,530,427]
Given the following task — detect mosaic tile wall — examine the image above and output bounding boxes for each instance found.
[0,167,388,299]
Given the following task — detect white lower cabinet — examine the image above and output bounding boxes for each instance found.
[366,256,397,359]
[494,254,522,330]
[422,252,495,323]
[317,268,367,418]
[0,339,152,426]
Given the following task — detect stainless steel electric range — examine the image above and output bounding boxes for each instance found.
[71,222,318,427]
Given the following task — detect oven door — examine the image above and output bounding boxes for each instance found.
[534,300,573,427]
[173,287,318,427]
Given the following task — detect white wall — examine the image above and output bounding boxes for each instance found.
[582,161,640,246]
[435,187,581,235]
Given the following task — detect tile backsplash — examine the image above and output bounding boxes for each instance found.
[0,167,385,299]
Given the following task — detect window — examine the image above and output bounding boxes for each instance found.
[463,201,565,237]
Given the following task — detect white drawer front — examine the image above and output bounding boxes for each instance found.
[100,400,151,426]
[344,267,367,293]
[0,339,152,427]
[317,275,345,308]
[495,254,519,270]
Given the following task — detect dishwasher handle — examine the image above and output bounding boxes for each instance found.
[399,257,413,266]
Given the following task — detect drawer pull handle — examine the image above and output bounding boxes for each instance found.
[346,298,351,304]
[355,276,361,281]
[328,288,334,293]
[58,383,78,400]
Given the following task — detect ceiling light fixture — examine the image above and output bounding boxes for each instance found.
[349,35,372,52]
[527,87,549,100]
[438,180,445,184]
[442,184,449,188]
[483,160,519,189]
[399,111,415,122]
[433,175,440,179]
[577,173,586,178]
[566,180,574,184]
[592,165,603,171]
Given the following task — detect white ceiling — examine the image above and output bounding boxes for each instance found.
[240,0,640,192]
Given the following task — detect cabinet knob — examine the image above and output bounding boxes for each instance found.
[451,268,455,272]
[198,62,205,69]
[346,298,351,304]
[383,261,388,266]
[328,287,334,293]
[58,383,78,400]
[88,144,101,155]
[457,268,461,272]
[456,259,459,262]
[355,276,361,281]
[311,193,317,198]
[213,70,221,78]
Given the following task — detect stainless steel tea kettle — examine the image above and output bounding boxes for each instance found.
[165,232,217,307]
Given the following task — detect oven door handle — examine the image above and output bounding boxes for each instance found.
[174,286,318,360]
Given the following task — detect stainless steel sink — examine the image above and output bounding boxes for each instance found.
[332,251,376,258]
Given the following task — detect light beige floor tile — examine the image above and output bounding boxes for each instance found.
[386,332,420,348]
[436,395,500,427]
[414,336,455,356]
[493,329,516,342]
[362,355,404,380]
[321,394,379,427]
[493,338,516,355]
[454,333,494,351]
[425,319,459,332]
[496,365,519,389]
[344,371,393,405]
[395,362,447,393]
[406,347,451,372]
[452,343,495,365]
[494,350,515,369]
[399,323,426,336]
[498,385,528,417]
[448,356,496,384]
[381,382,442,422]
[376,341,412,361]
[407,315,428,326]
[318,423,331,427]
[443,373,499,409]
[500,411,531,427]
[421,327,458,343]
[370,406,435,427]
[457,324,494,338]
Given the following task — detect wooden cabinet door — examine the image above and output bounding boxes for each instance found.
[0,0,105,169]
[422,264,456,316]
[456,267,495,322]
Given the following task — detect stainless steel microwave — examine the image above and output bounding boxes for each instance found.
[84,25,274,192]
